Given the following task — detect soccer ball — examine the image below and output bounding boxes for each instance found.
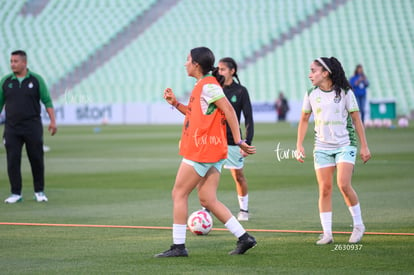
[187,210,213,235]
[373,119,383,128]
[398,117,409,128]
[382,119,392,128]
[364,119,373,128]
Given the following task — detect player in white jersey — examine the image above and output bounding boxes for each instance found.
[296,57,371,245]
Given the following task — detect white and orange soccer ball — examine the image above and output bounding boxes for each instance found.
[364,119,373,128]
[373,119,383,128]
[398,117,409,128]
[187,209,213,235]
[382,119,392,128]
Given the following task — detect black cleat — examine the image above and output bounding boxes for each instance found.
[229,233,257,255]
[154,244,188,258]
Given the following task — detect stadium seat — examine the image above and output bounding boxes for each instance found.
[0,0,412,115]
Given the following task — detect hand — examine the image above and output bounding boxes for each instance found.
[360,146,371,163]
[48,122,57,136]
[296,145,305,163]
[239,148,249,158]
[239,141,256,155]
[163,88,177,106]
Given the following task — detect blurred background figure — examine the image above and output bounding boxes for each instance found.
[274,92,289,121]
[349,65,369,122]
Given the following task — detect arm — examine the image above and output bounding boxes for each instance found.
[296,112,311,162]
[363,75,369,88]
[349,75,358,89]
[46,107,57,136]
[241,89,254,145]
[214,97,255,155]
[0,87,4,113]
[350,111,371,163]
[38,75,57,136]
[0,76,6,112]
[163,88,187,115]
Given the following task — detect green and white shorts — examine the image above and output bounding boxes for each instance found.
[182,158,225,177]
[313,145,357,170]
[223,145,244,169]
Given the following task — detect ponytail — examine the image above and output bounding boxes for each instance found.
[211,66,225,87]
[316,57,352,98]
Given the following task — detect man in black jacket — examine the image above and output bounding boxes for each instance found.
[0,50,57,203]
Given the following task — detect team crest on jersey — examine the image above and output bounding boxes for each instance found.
[8,83,13,88]
[334,95,341,103]
[28,82,34,88]
[231,95,237,102]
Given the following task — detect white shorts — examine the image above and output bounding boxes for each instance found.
[224,145,244,170]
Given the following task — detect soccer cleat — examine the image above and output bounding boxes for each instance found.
[229,233,257,255]
[154,244,188,258]
[237,210,249,221]
[349,225,365,243]
[316,234,334,245]
[34,192,48,202]
[4,194,23,204]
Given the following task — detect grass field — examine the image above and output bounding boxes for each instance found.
[0,122,413,274]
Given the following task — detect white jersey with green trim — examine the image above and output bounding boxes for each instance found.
[200,83,225,115]
[302,87,359,150]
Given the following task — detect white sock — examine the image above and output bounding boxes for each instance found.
[320,212,332,236]
[238,194,249,211]
[348,203,364,226]
[172,224,187,245]
[225,216,246,238]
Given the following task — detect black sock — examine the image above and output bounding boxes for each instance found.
[173,244,185,249]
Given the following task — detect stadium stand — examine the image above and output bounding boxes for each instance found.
[0,0,412,116]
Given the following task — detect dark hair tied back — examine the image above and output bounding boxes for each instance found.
[317,57,352,97]
[328,57,352,97]
[211,66,225,87]
[190,47,224,87]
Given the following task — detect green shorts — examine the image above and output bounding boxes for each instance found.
[223,145,244,169]
[182,158,225,177]
[313,146,357,170]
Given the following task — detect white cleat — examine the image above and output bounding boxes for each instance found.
[349,225,365,243]
[316,234,334,245]
[4,194,23,204]
[34,192,48,202]
[237,210,249,221]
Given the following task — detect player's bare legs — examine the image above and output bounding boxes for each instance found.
[315,166,335,244]
[315,166,335,212]
[230,168,249,221]
[230,168,248,196]
[198,167,233,223]
[336,163,358,206]
[172,161,202,224]
[337,162,365,243]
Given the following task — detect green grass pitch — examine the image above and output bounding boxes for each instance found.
[0,123,413,274]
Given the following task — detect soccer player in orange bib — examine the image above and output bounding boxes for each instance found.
[155,47,257,257]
